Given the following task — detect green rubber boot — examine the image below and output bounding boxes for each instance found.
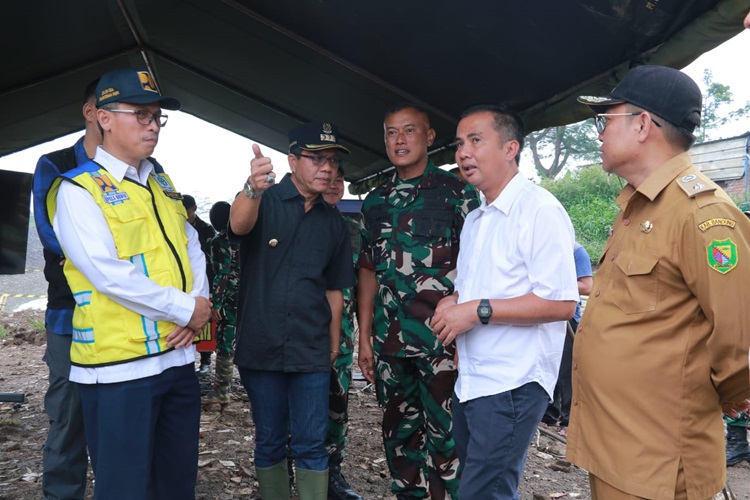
[296,468,328,500]
[256,461,291,500]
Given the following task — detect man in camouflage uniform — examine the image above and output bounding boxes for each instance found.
[183,193,217,374]
[323,167,364,499]
[358,104,479,499]
[203,201,240,405]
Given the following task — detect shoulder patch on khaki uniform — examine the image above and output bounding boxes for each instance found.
[707,238,738,274]
[698,218,736,232]
[676,173,716,198]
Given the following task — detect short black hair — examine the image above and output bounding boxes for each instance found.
[460,103,525,164]
[84,77,100,104]
[181,194,196,209]
[209,201,231,231]
[384,102,431,125]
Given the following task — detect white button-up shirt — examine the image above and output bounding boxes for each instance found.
[53,146,208,384]
[454,173,578,402]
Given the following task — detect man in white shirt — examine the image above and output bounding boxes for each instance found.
[49,68,211,499]
[431,103,578,500]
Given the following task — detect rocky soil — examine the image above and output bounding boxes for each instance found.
[1,310,749,499]
[0,226,748,498]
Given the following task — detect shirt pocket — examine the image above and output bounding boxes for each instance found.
[610,251,659,314]
[106,203,159,260]
[410,211,452,268]
[372,224,392,272]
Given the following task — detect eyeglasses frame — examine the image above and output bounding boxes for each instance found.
[107,108,169,127]
[594,112,662,134]
[296,152,342,168]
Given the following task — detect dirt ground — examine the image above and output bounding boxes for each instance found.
[0,309,748,499]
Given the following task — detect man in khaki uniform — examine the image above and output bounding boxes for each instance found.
[567,65,750,499]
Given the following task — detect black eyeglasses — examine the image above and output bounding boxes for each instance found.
[108,109,169,127]
[594,112,661,134]
[297,153,341,168]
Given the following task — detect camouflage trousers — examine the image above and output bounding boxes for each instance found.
[214,310,237,356]
[326,325,356,460]
[725,412,750,428]
[326,351,353,460]
[375,354,460,499]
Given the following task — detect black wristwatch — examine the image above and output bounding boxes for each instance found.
[477,299,492,325]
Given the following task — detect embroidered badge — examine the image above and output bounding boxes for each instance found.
[707,239,738,274]
[163,191,182,200]
[138,71,158,93]
[90,172,129,205]
[698,218,736,232]
[153,174,174,191]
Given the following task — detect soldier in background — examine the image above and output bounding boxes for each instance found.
[203,200,240,406]
[182,194,216,374]
[322,167,364,500]
[358,104,479,499]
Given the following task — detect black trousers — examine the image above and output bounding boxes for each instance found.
[543,318,578,426]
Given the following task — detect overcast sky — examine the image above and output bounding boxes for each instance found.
[2,29,749,210]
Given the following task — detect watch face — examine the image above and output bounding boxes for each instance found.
[479,306,490,316]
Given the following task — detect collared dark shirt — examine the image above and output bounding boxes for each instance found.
[230,173,354,372]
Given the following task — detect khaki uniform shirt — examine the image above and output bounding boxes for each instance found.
[567,153,750,499]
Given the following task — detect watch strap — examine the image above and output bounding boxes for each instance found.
[243,180,263,199]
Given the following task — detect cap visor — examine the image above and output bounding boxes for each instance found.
[577,95,625,113]
[303,143,351,154]
[118,94,182,110]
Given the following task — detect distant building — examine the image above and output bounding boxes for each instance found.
[691,132,750,203]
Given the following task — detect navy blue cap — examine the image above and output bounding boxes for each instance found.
[288,121,350,154]
[96,69,181,110]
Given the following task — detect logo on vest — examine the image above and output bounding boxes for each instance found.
[153,174,174,191]
[90,172,129,205]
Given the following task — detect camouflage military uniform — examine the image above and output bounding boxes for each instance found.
[326,214,362,460]
[209,230,240,356]
[360,161,479,498]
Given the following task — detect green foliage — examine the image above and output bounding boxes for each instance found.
[541,165,622,262]
[29,318,45,334]
[0,324,5,340]
[698,69,733,143]
[0,417,21,427]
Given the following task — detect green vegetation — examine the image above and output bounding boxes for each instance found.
[0,324,6,340]
[29,318,45,334]
[540,164,622,263]
[528,70,750,180]
[0,417,21,427]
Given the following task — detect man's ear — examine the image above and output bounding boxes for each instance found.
[637,113,654,142]
[505,139,521,161]
[426,128,436,148]
[288,153,298,174]
[82,101,97,124]
[97,108,112,131]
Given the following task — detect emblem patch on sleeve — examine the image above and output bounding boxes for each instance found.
[706,239,737,274]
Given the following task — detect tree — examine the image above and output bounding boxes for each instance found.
[540,164,621,263]
[697,69,749,143]
[526,121,600,179]
[527,70,750,179]
[697,69,732,143]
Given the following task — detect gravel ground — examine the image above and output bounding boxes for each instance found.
[1,222,748,499]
